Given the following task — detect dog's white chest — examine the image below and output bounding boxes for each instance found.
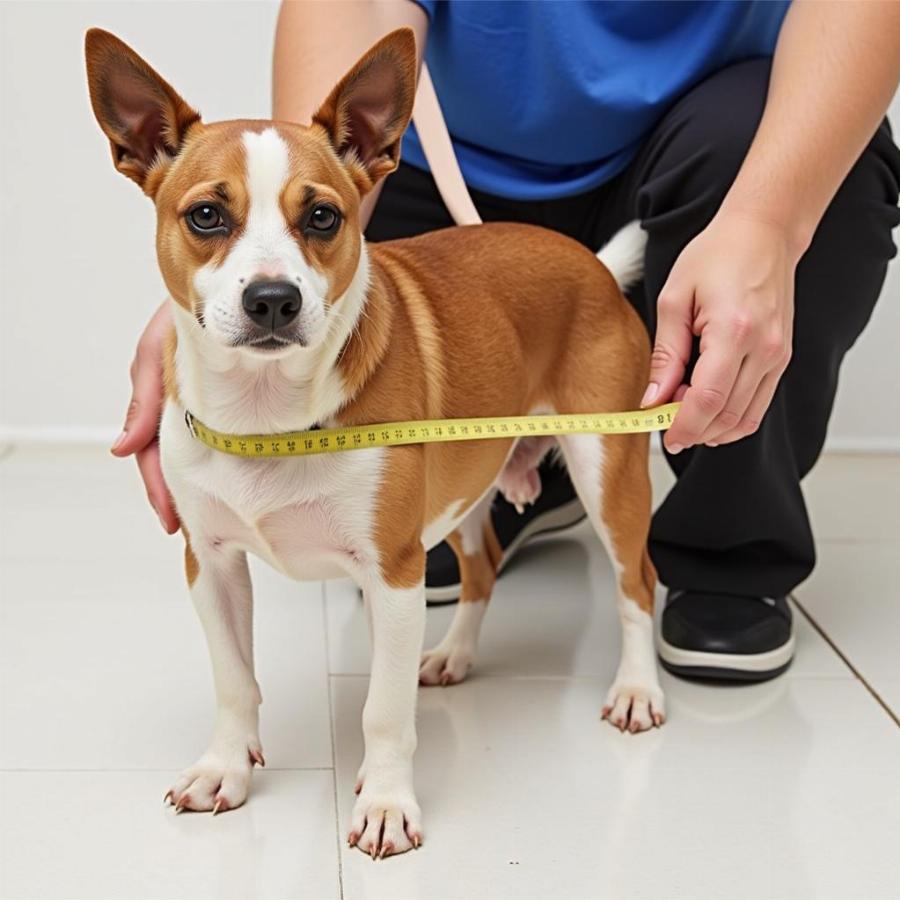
[162,405,386,580]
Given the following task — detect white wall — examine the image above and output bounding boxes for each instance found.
[0,0,282,439]
[1,1,899,450]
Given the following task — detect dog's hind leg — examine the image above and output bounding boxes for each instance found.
[419,492,500,686]
[557,431,665,732]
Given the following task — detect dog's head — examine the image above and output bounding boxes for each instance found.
[85,28,416,355]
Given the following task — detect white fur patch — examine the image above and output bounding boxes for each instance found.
[421,498,467,551]
[162,395,388,582]
[596,220,646,292]
[172,242,369,437]
[243,128,290,235]
[458,491,493,556]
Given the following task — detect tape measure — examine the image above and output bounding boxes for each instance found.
[184,402,680,459]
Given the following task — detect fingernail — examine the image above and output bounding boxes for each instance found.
[640,383,659,408]
[707,442,719,448]
[668,443,684,455]
[110,430,127,453]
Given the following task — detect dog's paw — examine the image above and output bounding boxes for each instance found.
[348,785,423,859]
[165,741,264,814]
[419,642,475,686]
[601,682,666,733]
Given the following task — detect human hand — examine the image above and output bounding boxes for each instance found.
[642,212,799,454]
[110,301,179,534]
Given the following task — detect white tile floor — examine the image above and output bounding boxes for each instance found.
[1,446,898,900]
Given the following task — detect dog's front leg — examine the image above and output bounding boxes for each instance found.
[166,540,263,813]
[350,558,427,858]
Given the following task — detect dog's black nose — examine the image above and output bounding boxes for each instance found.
[242,280,301,330]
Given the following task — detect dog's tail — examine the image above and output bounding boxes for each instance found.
[596,220,647,292]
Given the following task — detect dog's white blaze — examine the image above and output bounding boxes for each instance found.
[240,128,329,298]
[243,128,290,245]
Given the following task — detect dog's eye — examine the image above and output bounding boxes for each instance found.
[186,203,228,236]
[305,204,341,237]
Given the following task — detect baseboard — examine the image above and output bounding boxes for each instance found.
[2,425,899,455]
[0,425,119,445]
[821,436,900,454]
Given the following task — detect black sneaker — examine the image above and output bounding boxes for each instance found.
[425,458,586,605]
[658,589,795,682]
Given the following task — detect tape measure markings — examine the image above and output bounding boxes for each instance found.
[185,402,680,458]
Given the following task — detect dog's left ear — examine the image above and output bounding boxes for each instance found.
[85,28,200,193]
[312,28,418,193]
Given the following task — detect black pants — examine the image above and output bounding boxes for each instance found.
[366,58,900,597]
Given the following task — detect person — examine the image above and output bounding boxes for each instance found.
[113,0,900,682]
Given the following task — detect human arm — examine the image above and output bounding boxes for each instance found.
[273,0,428,228]
[644,0,900,452]
[110,300,180,533]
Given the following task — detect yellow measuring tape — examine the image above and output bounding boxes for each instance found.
[184,402,681,459]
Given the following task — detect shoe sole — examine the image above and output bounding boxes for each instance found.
[425,497,587,605]
[656,624,796,683]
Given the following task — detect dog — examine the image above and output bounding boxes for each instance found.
[85,26,665,859]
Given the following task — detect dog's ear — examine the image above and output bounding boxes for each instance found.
[85,29,200,192]
[312,28,418,193]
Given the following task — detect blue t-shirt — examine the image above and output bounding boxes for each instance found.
[404,0,789,200]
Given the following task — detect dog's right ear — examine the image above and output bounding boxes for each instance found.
[85,29,200,192]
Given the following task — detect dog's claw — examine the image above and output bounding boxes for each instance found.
[163,790,173,807]
[249,748,265,768]
[212,799,224,816]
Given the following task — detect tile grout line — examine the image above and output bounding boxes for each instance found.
[792,594,900,729]
[325,670,857,682]
[321,579,346,900]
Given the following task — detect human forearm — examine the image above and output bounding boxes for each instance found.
[719,0,900,258]
[273,0,428,226]
[646,1,900,453]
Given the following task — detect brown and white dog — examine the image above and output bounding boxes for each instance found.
[86,27,664,858]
